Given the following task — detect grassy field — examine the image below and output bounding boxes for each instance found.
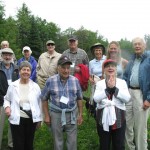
[2,105,99,150]
[1,103,150,150]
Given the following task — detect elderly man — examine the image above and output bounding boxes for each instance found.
[0,41,17,64]
[123,37,150,150]
[1,41,9,49]
[37,40,61,89]
[62,35,89,76]
[41,56,83,150]
[18,46,37,82]
[0,48,19,150]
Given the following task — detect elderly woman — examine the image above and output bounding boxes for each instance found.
[105,41,128,79]
[93,59,130,150]
[87,43,106,116]
[18,46,37,82]
[3,61,42,150]
[89,43,106,82]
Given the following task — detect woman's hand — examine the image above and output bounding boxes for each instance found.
[89,76,95,85]
[107,75,116,88]
[36,122,42,129]
[5,106,11,117]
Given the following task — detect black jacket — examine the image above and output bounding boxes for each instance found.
[0,70,8,106]
[0,62,19,106]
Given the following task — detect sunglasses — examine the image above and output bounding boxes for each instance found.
[47,43,55,46]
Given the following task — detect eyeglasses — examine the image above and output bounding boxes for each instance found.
[47,43,55,46]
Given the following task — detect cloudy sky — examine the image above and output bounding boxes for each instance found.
[2,0,150,42]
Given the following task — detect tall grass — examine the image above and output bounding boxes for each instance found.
[1,100,150,149]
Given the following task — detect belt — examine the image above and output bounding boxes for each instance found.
[129,86,140,90]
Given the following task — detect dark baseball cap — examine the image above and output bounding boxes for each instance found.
[68,35,78,41]
[57,56,72,66]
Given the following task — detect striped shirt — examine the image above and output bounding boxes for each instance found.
[40,74,83,109]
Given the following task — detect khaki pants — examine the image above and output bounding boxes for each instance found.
[0,106,13,149]
[125,89,149,150]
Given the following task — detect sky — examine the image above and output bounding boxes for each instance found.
[2,0,150,42]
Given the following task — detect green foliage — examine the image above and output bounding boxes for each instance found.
[16,3,32,48]
[119,38,133,60]
[28,16,42,60]
[0,1,6,41]
[144,34,150,50]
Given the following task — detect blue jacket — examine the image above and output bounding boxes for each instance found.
[123,53,150,102]
[18,56,37,82]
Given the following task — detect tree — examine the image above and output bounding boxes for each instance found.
[144,34,150,50]
[16,3,32,48]
[28,16,42,60]
[75,26,108,59]
[119,38,133,60]
[0,1,6,41]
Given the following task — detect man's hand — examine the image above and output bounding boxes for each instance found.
[5,107,11,117]
[44,115,51,126]
[77,115,83,125]
[143,100,150,110]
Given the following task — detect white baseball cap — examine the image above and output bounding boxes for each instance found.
[22,46,32,54]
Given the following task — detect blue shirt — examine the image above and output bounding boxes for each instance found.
[130,58,141,87]
[89,55,106,77]
[40,74,83,109]
[1,62,14,80]
[18,56,37,82]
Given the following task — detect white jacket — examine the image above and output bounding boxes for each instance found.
[3,79,43,125]
[93,78,131,110]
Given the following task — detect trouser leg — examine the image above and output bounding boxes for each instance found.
[97,125,111,150]
[112,122,126,150]
[0,106,5,149]
[65,112,77,150]
[125,98,135,150]
[126,89,149,150]
[8,123,13,148]
[51,111,64,150]
[10,117,36,150]
[24,118,37,150]
[10,119,25,150]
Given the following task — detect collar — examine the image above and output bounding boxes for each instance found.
[46,50,56,58]
[58,74,69,82]
[1,62,13,69]
[95,55,106,62]
[69,48,78,54]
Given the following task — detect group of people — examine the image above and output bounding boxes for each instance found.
[0,36,149,150]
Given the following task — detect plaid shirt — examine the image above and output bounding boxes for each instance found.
[40,74,83,109]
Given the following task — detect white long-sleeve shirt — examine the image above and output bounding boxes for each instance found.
[3,79,43,125]
[93,78,131,110]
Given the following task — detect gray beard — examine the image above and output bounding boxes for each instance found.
[3,59,13,65]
